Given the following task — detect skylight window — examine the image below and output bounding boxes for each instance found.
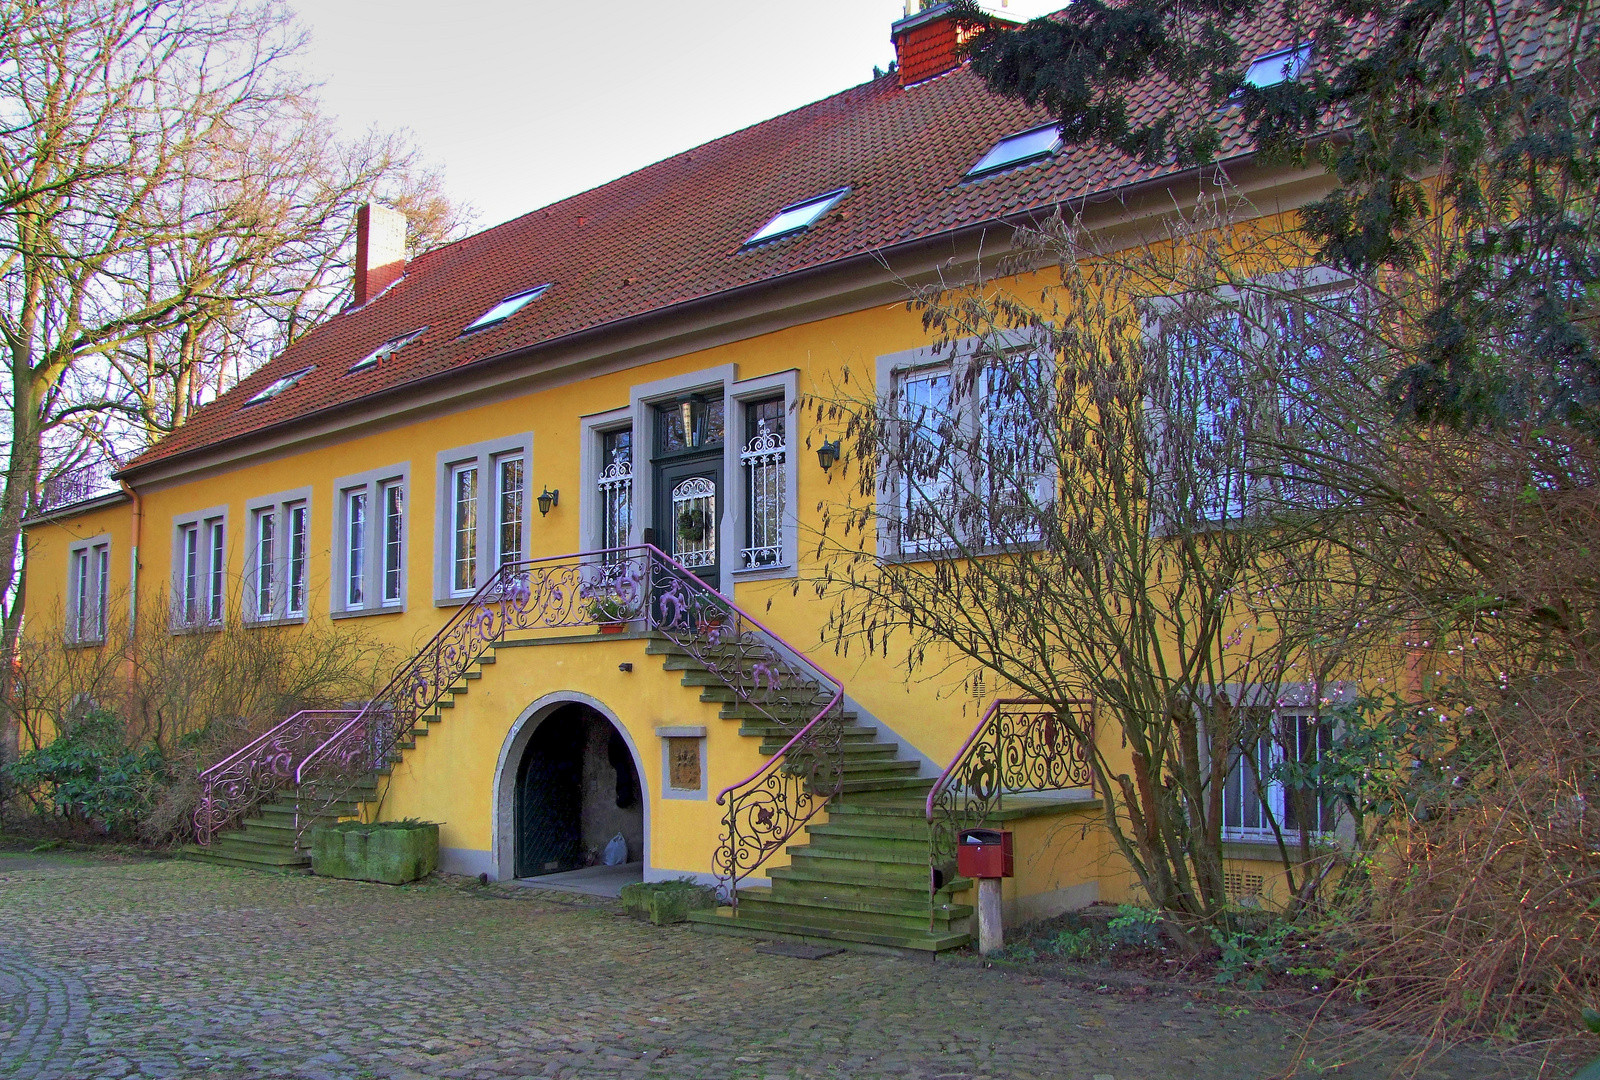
[349,327,427,373]
[1243,43,1312,88]
[966,124,1062,178]
[462,285,551,334]
[243,366,313,407]
[743,188,850,246]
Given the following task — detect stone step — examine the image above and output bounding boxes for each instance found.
[804,817,932,842]
[797,830,931,859]
[733,892,969,936]
[838,776,931,795]
[721,704,859,723]
[828,793,936,817]
[767,857,943,893]
[687,906,968,954]
[181,847,310,873]
[737,885,971,924]
[767,869,965,908]
[191,837,307,867]
[787,843,929,869]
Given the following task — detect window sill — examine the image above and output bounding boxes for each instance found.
[1221,836,1338,861]
[433,595,471,609]
[243,614,309,629]
[169,621,224,636]
[63,636,107,650]
[732,562,795,583]
[331,604,406,621]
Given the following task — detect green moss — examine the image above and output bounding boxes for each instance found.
[619,878,717,925]
[310,821,439,884]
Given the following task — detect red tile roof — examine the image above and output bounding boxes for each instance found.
[124,16,1317,473]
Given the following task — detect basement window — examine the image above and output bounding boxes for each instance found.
[462,285,551,334]
[1243,43,1311,88]
[966,124,1061,179]
[743,188,850,247]
[349,326,427,373]
[242,366,314,407]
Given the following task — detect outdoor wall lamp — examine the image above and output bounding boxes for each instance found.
[537,487,559,515]
[817,440,841,473]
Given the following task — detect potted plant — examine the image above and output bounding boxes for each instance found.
[586,593,637,633]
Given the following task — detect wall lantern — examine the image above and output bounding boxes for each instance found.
[817,439,841,473]
[537,487,559,516]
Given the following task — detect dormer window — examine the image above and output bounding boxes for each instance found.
[966,124,1062,179]
[743,188,850,247]
[349,327,427,373]
[462,285,551,335]
[1243,43,1311,88]
[243,366,314,407]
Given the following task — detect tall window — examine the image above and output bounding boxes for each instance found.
[346,489,368,607]
[1222,712,1336,840]
[287,504,307,616]
[980,357,1052,543]
[382,481,405,606]
[896,365,956,553]
[334,470,405,615]
[742,399,786,567]
[68,538,110,642]
[451,462,478,593]
[495,453,524,567]
[598,428,633,553]
[252,508,277,618]
[175,512,225,628]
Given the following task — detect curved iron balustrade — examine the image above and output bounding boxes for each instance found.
[192,709,361,845]
[924,698,1095,900]
[241,545,850,898]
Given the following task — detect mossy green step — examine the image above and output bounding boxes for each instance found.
[686,906,968,954]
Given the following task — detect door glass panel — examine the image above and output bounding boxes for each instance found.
[671,476,717,568]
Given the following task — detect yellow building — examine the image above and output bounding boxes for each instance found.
[22,5,1334,950]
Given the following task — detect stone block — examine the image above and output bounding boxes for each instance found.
[311,821,439,885]
[619,879,717,925]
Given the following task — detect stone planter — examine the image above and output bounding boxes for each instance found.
[310,820,440,885]
[619,879,718,925]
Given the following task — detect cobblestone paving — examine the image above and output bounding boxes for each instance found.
[0,852,1534,1080]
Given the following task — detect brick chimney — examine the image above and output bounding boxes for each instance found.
[891,2,1021,88]
[353,203,407,307]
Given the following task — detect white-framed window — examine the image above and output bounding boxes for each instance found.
[875,334,1054,559]
[332,465,408,617]
[66,535,111,644]
[1146,273,1367,527]
[435,435,532,604]
[245,489,310,622]
[1222,711,1337,841]
[494,452,524,568]
[597,426,633,554]
[171,506,227,629]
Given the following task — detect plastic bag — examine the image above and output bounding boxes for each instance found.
[602,832,628,866]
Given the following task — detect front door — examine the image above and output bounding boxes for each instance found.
[650,394,724,588]
[655,456,721,587]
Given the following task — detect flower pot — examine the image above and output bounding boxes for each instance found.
[597,622,627,634]
[310,820,439,885]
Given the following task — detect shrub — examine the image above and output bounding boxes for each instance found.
[1106,904,1167,951]
[0,708,168,835]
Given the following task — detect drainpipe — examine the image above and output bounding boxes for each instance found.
[119,479,141,641]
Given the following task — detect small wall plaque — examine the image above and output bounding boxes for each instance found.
[668,738,702,791]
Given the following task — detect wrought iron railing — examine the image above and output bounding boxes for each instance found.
[192,709,361,845]
[283,545,846,896]
[924,698,1095,899]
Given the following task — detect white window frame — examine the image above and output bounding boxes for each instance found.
[1221,710,1338,843]
[65,533,111,645]
[434,435,532,605]
[170,506,228,631]
[729,370,799,580]
[332,464,408,618]
[244,488,311,624]
[1143,266,1362,531]
[874,333,1054,560]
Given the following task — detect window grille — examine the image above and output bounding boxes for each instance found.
[741,399,786,568]
[671,477,717,569]
[1222,712,1336,840]
[597,429,633,554]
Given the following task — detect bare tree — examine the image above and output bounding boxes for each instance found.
[0,0,471,654]
[805,182,1392,931]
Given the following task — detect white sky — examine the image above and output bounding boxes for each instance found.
[284,1,1065,230]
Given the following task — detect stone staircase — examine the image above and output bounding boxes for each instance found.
[648,637,974,953]
[180,777,378,873]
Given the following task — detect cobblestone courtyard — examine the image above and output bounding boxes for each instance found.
[0,851,1536,1080]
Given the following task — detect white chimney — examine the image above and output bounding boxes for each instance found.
[353,203,407,307]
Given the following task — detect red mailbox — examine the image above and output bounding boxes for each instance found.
[956,828,1013,879]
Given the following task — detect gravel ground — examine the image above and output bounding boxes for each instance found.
[0,851,1542,1080]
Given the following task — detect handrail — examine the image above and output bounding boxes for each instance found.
[191,708,361,844]
[289,545,850,897]
[924,697,1095,906]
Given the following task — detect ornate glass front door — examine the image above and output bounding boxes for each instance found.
[655,457,721,586]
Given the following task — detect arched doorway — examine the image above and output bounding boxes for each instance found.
[513,703,644,878]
